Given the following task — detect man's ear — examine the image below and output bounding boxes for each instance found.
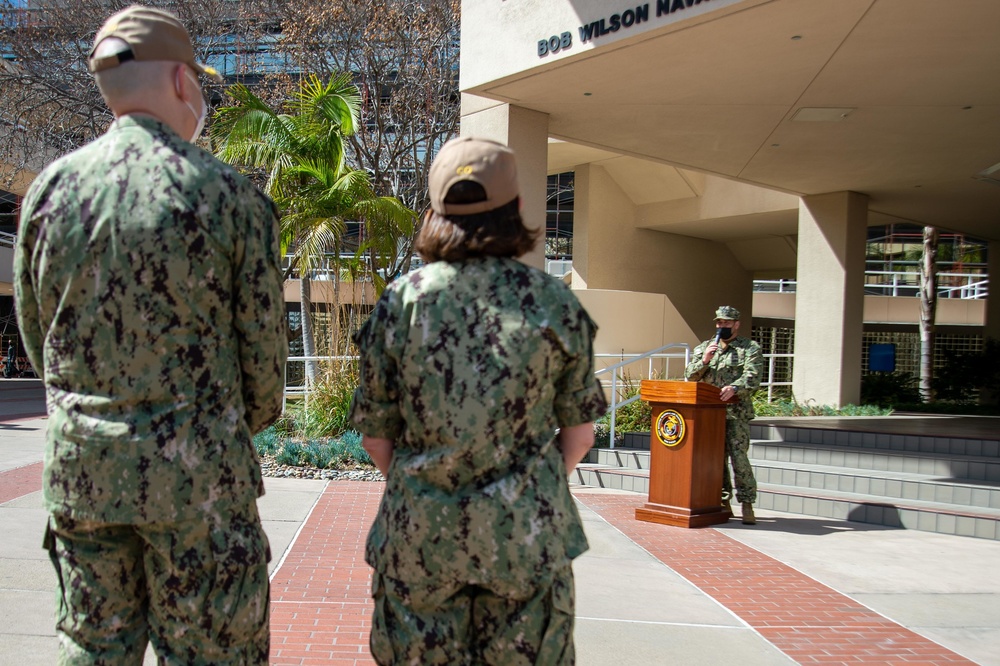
[173,64,189,102]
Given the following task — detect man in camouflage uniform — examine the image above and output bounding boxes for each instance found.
[13,6,286,663]
[685,305,763,525]
[350,137,607,665]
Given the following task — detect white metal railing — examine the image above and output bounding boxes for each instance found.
[285,345,802,438]
[546,259,573,278]
[283,355,358,410]
[761,352,794,402]
[0,231,15,249]
[593,344,691,449]
[754,271,988,299]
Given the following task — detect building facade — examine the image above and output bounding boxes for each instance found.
[460,0,1000,406]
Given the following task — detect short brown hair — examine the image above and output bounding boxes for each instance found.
[415,197,539,263]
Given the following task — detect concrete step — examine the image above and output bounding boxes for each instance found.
[572,463,1000,540]
[751,423,1000,459]
[590,447,650,471]
[573,464,649,494]
[752,459,1000,510]
[749,439,1000,483]
[757,484,1000,541]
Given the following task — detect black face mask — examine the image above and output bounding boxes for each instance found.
[716,327,732,341]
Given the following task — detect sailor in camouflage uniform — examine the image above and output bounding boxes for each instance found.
[13,7,287,663]
[684,305,763,525]
[350,137,608,665]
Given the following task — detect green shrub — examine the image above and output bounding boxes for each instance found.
[933,338,1000,404]
[303,440,338,469]
[275,441,305,466]
[252,426,281,455]
[337,430,372,466]
[860,371,920,407]
[595,374,652,445]
[593,422,611,448]
[288,362,360,440]
[751,390,893,417]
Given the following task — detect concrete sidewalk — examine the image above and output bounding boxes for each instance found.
[1,414,998,665]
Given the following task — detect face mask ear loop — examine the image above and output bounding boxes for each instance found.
[182,70,207,142]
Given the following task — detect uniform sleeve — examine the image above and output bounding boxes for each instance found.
[685,342,709,381]
[233,190,288,434]
[553,306,608,428]
[13,187,45,377]
[731,341,763,400]
[348,293,404,440]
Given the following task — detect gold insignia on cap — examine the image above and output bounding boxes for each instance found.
[457,165,473,175]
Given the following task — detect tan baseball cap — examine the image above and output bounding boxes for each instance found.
[88,5,223,82]
[429,137,519,216]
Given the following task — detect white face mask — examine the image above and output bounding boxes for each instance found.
[183,71,207,143]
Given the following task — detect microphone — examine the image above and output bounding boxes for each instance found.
[713,329,723,345]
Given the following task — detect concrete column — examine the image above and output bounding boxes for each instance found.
[792,192,868,407]
[460,95,549,270]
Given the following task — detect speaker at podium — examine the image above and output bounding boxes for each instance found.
[634,380,733,528]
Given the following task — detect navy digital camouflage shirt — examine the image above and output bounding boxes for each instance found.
[14,115,287,525]
[350,256,608,598]
[684,336,763,422]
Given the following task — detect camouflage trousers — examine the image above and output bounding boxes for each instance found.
[722,417,757,504]
[44,502,271,665]
[370,565,576,665]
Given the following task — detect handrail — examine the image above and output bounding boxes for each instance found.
[0,231,15,249]
[755,271,989,300]
[593,343,691,449]
[284,346,694,447]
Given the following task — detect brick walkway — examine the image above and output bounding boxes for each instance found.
[0,461,43,504]
[269,481,382,665]
[574,490,974,665]
[0,465,975,665]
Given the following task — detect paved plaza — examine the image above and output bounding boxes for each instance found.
[1,380,998,665]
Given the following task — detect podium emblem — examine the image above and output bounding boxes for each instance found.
[655,409,686,447]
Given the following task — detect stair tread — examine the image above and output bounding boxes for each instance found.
[751,459,1000,490]
[576,464,648,477]
[750,438,1000,463]
[759,482,1000,518]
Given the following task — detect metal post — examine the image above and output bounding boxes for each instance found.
[609,367,618,450]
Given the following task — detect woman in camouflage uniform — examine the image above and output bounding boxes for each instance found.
[350,137,607,665]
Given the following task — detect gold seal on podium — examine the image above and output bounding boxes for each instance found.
[654,409,685,447]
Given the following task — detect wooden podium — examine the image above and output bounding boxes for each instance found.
[634,380,732,528]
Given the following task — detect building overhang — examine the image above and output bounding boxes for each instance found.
[462,0,1000,241]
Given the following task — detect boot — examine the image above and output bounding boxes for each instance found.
[741,502,756,525]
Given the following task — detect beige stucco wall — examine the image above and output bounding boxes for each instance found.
[284,279,375,306]
[460,0,749,91]
[460,98,549,270]
[755,292,986,327]
[572,161,752,349]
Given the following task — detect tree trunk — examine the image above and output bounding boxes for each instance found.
[332,265,342,360]
[918,226,939,402]
[300,274,318,385]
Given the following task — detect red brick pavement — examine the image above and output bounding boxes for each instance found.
[573,489,975,665]
[0,465,976,665]
[269,481,383,666]
[0,461,43,504]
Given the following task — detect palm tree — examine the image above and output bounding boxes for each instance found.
[211,74,415,383]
